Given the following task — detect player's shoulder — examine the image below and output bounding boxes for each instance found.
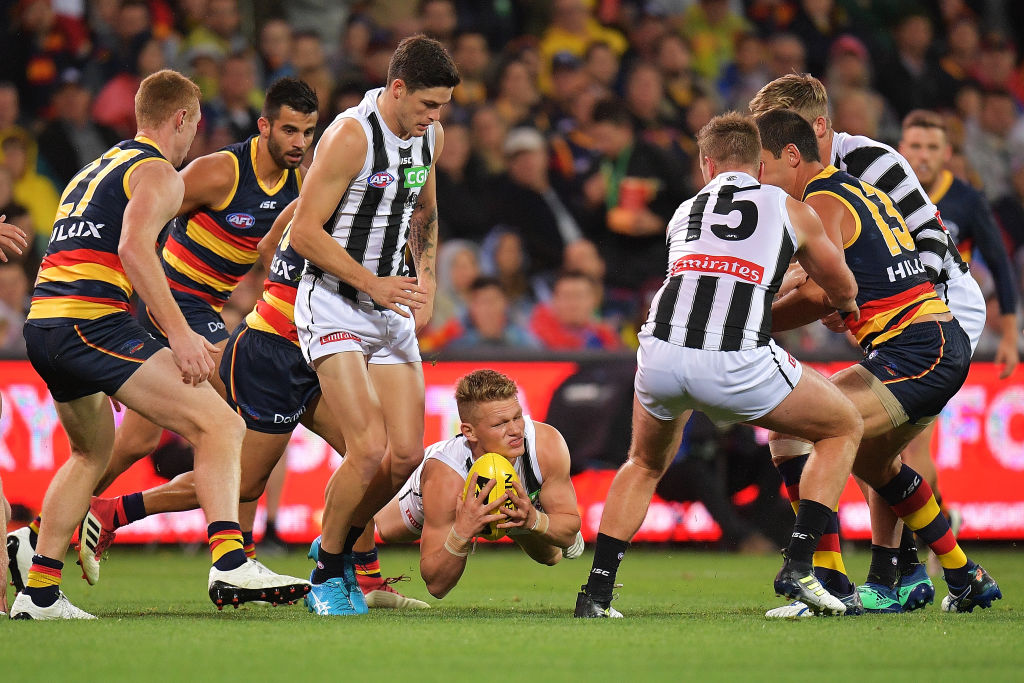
[947,175,985,205]
[532,421,571,470]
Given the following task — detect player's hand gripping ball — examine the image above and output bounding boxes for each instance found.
[462,453,519,541]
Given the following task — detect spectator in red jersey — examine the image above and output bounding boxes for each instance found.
[530,271,621,351]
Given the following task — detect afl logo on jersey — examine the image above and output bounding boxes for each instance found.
[227,212,256,229]
[368,171,395,188]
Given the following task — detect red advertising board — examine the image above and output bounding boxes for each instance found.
[2,359,1022,543]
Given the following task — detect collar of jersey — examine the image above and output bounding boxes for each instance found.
[134,135,166,158]
[251,137,289,196]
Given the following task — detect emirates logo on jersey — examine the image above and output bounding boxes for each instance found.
[368,171,395,188]
[670,254,764,283]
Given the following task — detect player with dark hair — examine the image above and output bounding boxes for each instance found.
[756,109,1002,617]
[372,369,583,599]
[575,113,863,618]
[48,78,320,584]
[10,70,309,620]
[288,34,458,616]
[749,75,993,614]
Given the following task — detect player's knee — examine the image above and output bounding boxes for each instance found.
[239,476,268,503]
[389,447,424,480]
[625,448,672,477]
[769,437,813,467]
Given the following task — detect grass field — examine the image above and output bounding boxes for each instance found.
[2,544,1021,681]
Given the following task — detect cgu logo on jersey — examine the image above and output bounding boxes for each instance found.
[226,212,256,229]
[403,165,429,188]
[51,220,104,243]
[368,171,395,188]
[669,254,764,283]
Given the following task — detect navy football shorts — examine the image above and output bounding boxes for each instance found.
[220,323,321,434]
[860,319,971,424]
[24,313,164,402]
[139,293,229,345]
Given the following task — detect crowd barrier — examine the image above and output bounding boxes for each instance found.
[2,358,1022,543]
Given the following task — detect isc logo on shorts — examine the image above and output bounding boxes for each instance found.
[320,331,361,345]
[368,171,395,188]
[227,213,256,229]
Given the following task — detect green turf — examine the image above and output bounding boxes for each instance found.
[3,545,1021,681]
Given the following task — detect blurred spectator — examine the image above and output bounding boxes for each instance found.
[181,0,247,62]
[0,259,29,354]
[546,52,590,134]
[787,0,850,78]
[492,58,542,130]
[619,5,669,76]
[583,41,620,94]
[0,83,34,162]
[679,0,752,81]
[831,88,882,140]
[975,32,1018,96]
[202,53,261,143]
[529,271,621,351]
[470,104,509,175]
[966,89,1021,202]
[332,14,373,83]
[875,11,957,118]
[92,37,167,139]
[538,0,627,95]
[490,127,584,280]
[432,123,488,241]
[451,31,491,110]
[94,0,152,82]
[480,226,538,325]
[939,15,981,89]
[767,32,807,79]
[419,0,457,48]
[1,136,58,251]
[718,33,769,112]
[37,70,119,188]
[293,31,335,125]
[446,276,539,350]
[584,99,684,312]
[0,0,91,117]
[258,18,296,87]
[433,239,481,329]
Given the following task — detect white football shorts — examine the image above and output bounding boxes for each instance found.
[935,271,985,355]
[295,274,421,366]
[634,331,803,424]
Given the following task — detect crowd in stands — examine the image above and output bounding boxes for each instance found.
[2,0,1024,359]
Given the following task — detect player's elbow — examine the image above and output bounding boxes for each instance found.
[288,220,317,259]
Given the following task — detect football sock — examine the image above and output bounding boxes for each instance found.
[265,519,279,539]
[208,521,246,571]
[786,499,832,571]
[874,464,969,587]
[585,533,628,602]
[118,493,147,526]
[354,548,381,578]
[897,526,922,573]
[25,554,62,608]
[342,526,365,555]
[29,516,41,547]
[775,455,852,594]
[312,545,346,584]
[775,454,808,515]
[866,545,899,589]
[242,530,256,559]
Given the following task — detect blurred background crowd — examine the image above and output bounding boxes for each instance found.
[1,0,1023,362]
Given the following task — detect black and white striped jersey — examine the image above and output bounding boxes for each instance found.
[830,131,968,285]
[304,87,434,306]
[644,171,796,351]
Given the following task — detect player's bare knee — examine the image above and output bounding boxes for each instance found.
[625,450,672,478]
[390,447,424,480]
[239,476,268,503]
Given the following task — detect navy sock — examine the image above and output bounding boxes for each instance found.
[120,493,147,526]
[866,545,899,589]
[342,526,365,555]
[897,526,921,573]
[353,548,381,578]
[312,545,346,584]
[24,554,63,608]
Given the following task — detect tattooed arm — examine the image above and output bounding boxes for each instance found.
[409,122,444,333]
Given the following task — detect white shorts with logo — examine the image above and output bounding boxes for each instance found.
[394,465,425,537]
[295,275,421,365]
[935,271,985,355]
[634,331,803,424]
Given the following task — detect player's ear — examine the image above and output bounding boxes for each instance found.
[390,78,405,99]
[756,160,764,181]
[813,115,828,138]
[786,143,800,168]
[460,421,476,443]
[257,116,271,136]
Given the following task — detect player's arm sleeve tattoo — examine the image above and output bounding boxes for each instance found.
[409,199,438,281]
